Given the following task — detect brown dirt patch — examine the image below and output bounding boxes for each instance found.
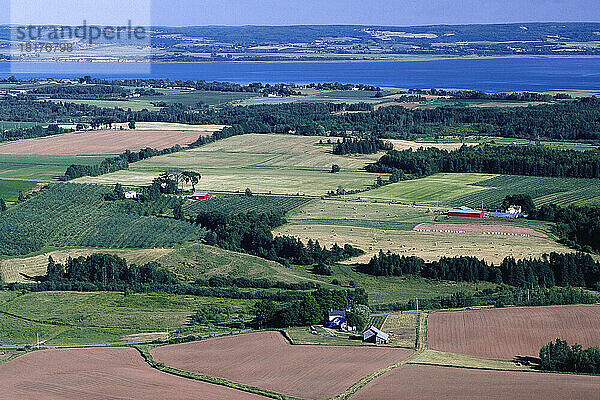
[352,364,600,400]
[428,305,600,360]
[0,347,265,400]
[151,330,414,399]
[414,222,546,237]
[388,139,478,151]
[0,129,215,156]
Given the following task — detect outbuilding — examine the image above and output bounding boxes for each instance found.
[190,192,210,200]
[447,206,484,218]
[363,326,389,344]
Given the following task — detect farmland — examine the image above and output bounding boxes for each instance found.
[0,154,106,180]
[428,305,600,360]
[151,330,414,399]
[76,134,384,195]
[352,364,600,400]
[0,179,37,204]
[0,129,214,156]
[0,291,254,345]
[183,194,311,217]
[0,184,204,256]
[0,347,264,400]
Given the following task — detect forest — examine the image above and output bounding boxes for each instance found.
[366,145,600,179]
[363,250,600,290]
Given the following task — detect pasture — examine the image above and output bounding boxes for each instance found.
[76,134,384,195]
[151,330,414,399]
[428,305,600,360]
[352,364,600,400]
[274,223,571,264]
[0,291,254,345]
[0,347,263,400]
[0,129,215,156]
[0,154,106,180]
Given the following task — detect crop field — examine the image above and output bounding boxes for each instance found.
[353,173,497,203]
[0,129,215,156]
[449,175,600,208]
[183,194,311,217]
[389,139,478,151]
[0,248,172,282]
[0,347,264,400]
[76,134,384,195]
[0,180,37,204]
[0,154,106,180]
[151,330,414,399]
[274,223,572,264]
[366,315,387,329]
[428,305,600,360]
[0,291,254,345]
[139,90,259,106]
[48,98,161,111]
[0,184,204,256]
[380,313,418,348]
[413,223,547,237]
[352,364,600,400]
[112,122,227,131]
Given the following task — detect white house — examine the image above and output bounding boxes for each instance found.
[124,190,139,199]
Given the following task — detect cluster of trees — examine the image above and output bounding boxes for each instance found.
[367,145,600,179]
[197,275,320,291]
[332,137,393,155]
[195,210,363,266]
[29,84,133,99]
[0,123,72,143]
[253,287,368,329]
[305,82,381,91]
[406,88,567,102]
[540,339,600,374]
[364,250,600,290]
[44,254,178,286]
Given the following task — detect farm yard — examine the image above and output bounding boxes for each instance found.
[76,134,385,195]
[428,305,600,360]
[151,330,414,399]
[0,347,265,400]
[0,129,216,156]
[352,364,600,400]
[274,223,572,264]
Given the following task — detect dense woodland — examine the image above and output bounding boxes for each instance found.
[540,339,600,374]
[367,145,600,179]
[364,251,600,290]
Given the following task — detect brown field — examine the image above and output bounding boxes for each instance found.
[0,347,265,400]
[472,101,549,108]
[388,139,478,151]
[428,305,600,360]
[414,222,546,237]
[352,364,600,400]
[0,129,216,156]
[151,330,414,399]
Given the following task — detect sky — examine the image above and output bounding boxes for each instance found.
[3,0,600,26]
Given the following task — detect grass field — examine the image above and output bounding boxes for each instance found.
[0,154,106,180]
[183,194,311,218]
[139,90,259,106]
[0,290,254,345]
[0,180,37,204]
[76,134,385,195]
[274,223,572,264]
[48,98,161,111]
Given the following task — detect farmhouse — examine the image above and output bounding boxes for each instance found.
[447,206,484,218]
[325,309,348,330]
[363,326,389,344]
[124,190,140,199]
[190,192,210,200]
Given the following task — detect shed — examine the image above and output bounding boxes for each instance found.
[447,206,484,218]
[363,326,389,344]
[190,192,210,200]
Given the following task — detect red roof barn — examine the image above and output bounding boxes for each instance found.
[447,206,484,218]
[190,192,210,200]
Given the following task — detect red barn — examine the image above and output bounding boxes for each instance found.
[190,192,210,200]
[447,206,484,218]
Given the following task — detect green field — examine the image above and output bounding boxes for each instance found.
[0,154,106,180]
[0,180,37,204]
[353,173,497,204]
[48,98,161,111]
[140,90,259,106]
[0,291,254,345]
[76,134,385,195]
[0,184,205,256]
[183,194,311,217]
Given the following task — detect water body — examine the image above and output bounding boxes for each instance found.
[2,58,600,92]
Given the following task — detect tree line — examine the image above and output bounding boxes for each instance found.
[540,339,600,374]
[332,137,393,155]
[363,250,600,290]
[366,145,600,179]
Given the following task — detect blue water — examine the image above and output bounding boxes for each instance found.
[2,58,600,92]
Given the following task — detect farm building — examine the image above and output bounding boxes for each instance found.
[363,326,389,344]
[124,190,140,199]
[447,206,484,218]
[487,205,525,219]
[190,192,210,200]
[325,310,348,331]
